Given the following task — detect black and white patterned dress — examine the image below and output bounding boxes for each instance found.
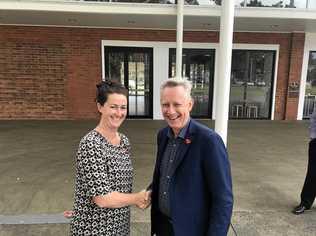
[70,130,133,236]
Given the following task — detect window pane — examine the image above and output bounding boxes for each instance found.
[169,49,214,117]
[308,0,316,8]
[303,51,316,118]
[283,0,307,8]
[235,0,246,6]
[107,52,124,84]
[128,53,149,116]
[230,50,275,119]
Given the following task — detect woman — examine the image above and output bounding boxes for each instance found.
[69,80,148,236]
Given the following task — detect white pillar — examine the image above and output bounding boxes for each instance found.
[176,0,184,79]
[214,0,235,145]
[153,46,169,120]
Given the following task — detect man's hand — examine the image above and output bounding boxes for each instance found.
[144,190,152,208]
[135,190,152,209]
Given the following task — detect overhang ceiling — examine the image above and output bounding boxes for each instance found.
[0,1,316,32]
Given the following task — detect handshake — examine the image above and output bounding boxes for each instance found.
[135,190,152,210]
[63,189,152,218]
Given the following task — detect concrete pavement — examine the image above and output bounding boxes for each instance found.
[0,120,315,235]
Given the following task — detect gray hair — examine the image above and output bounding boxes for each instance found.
[160,77,192,99]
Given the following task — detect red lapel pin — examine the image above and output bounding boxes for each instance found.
[185,138,191,144]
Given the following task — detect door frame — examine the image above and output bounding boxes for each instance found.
[230,49,276,120]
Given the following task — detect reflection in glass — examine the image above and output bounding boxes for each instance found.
[169,49,215,117]
[187,0,221,5]
[108,52,124,85]
[308,0,316,8]
[230,50,275,119]
[303,51,316,118]
[128,53,150,116]
[81,0,311,7]
[283,0,304,8]
[206,0,309,8]
[105,47,152,117]
[246,0,282,7]
[235,0,246,6]
[239,0,307,8]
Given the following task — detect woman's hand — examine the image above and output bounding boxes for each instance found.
[93,190,151,209]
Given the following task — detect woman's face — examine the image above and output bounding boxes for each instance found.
[98,93,127,130]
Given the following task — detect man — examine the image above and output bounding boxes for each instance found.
[149,78,233,236]
[292,110,316,215]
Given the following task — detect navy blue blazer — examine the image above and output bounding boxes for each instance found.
[151,119,233,236]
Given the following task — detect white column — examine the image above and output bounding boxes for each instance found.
[214,0,235,145]
[176,0,184,79]
[153,46,169,120]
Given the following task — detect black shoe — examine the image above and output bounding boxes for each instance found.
[292,204,310,215]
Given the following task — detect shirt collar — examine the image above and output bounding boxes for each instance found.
[167,118,191,139]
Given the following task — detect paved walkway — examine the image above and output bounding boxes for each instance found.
[0,120,315,235]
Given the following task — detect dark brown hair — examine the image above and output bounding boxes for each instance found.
[96,79,128,106]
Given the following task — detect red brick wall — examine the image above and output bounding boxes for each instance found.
[284,33,305,120]
[0,26,304,120]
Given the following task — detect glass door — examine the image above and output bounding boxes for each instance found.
[104,47,153,118]
[229,50,275,119]
[169,49,215,118]
[127,52,152,117]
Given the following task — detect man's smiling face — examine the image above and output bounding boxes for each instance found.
[160,85,193,136]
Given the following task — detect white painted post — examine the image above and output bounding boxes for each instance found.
[176,0,184,79]
[214,0,235,145]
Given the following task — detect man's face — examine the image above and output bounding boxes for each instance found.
[160,86,193,136]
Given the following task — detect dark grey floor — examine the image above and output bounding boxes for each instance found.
[0,120,315,235]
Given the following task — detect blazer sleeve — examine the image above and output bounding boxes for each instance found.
[202,132,234,236]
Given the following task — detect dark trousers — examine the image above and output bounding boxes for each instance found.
[155,212,174,236]
[300,138,316,208]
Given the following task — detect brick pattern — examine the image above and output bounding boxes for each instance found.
[0,26,304,120]
[284,33,305,120]
[0,40,67,119]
